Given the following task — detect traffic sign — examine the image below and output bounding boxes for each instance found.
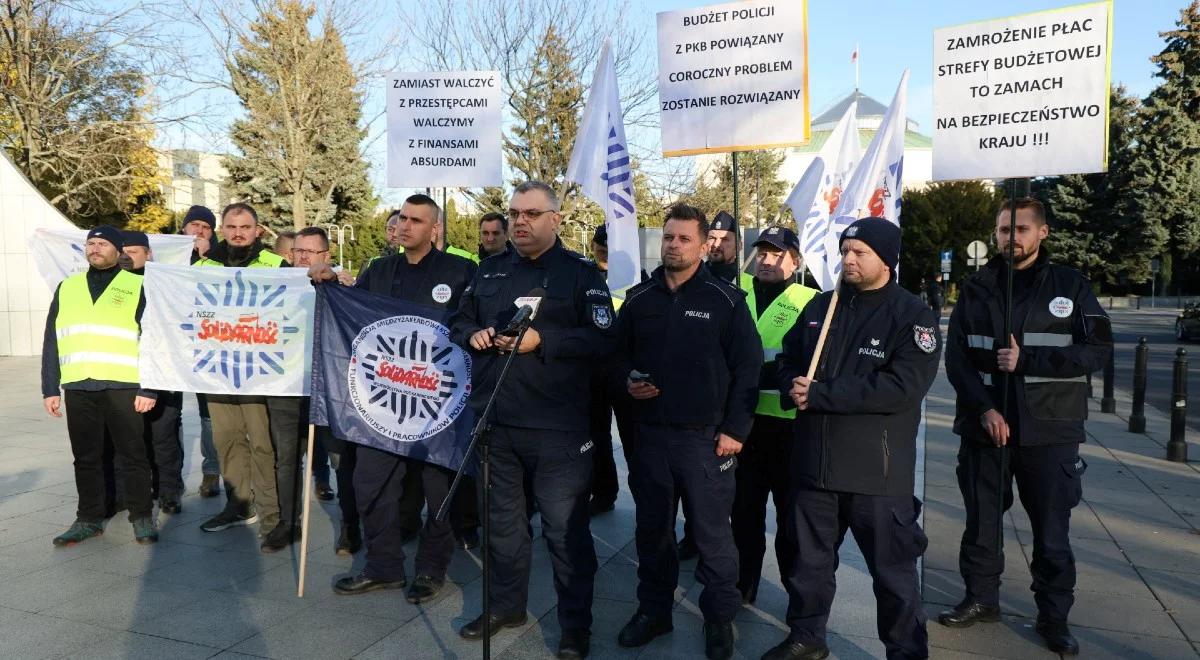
[967,240,987,259]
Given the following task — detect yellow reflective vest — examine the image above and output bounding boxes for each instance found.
[743,279,819,418]
[198,249,285,269]
[55,270,144,385]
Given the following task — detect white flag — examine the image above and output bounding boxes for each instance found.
[785,101,860,291]
[828,69,909,277]
[138,263,315,395]
[28,228,195,291]
[566,39,640,294]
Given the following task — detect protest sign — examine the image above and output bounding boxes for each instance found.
[656,0,810,156]
[29,228,194,291]
[386,70,503,187]
[933,1,1112,180]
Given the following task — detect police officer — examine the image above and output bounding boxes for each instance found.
[314,194,476,603]
[292,227,360,555]
[41,226,159,546]
[765,217,939,660]
[612,204,761,660]
[197,203,289,550]
[731,226,818,605]
[478,211,513,260]
[586,224,644,516]
[939,198,1110,656]
[120,231,186,514]
[450,180,614,659]
[706,210,750,289]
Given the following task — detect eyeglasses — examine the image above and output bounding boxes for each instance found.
[507,208,556,221]
[291,249,328,257]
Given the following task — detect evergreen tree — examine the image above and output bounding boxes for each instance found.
[898,180,1004,292]
[225,1,374,234]
[680,150,788,227]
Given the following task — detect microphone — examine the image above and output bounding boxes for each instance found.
[499,287,545,337]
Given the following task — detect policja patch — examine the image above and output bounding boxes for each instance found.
[592,305,612,329]
[914,324,938,354]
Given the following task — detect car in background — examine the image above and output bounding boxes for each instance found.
[1176,303,1200,341]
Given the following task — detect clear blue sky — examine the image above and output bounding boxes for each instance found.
[642,0,1183,132]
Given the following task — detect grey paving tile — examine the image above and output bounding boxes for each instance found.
[0,562,127,613]
[1068,626,1200,659]
[60,631,218,659]
[0,605,119,658]
[130,590,310,648]
[229,605,400,659]
[41,579,201,631]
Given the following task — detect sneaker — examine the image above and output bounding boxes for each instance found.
[52,520,103,547]
[260,523,299,553]
[200,508,259,533]
[132,517,159,545]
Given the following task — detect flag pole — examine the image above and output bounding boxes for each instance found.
[733,151,743,276]
[805,282,840,380]
[297,423,316,597]
[855,42,860,91]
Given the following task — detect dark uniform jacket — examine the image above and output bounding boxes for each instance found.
[777,281,941,497]
[613,265,763,442]
[946,250,1112,446]
[450,238,615,432]
[355,248,476,309]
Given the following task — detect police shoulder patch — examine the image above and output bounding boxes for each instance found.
[913,324,938,354]
[591,304,613,329]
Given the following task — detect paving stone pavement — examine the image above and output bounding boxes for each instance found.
[0,351,1197,659]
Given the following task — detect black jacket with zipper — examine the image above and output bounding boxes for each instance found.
[613,264,763,442]
[777,281,941,497]
[945,250,1112,446]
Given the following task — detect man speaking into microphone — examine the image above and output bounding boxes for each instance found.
[451,180,616,660]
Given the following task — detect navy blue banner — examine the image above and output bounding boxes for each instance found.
[310,284,475,474]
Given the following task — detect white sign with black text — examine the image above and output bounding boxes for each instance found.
[932,1,1112,180]
[386,71,502,188]
[656,0,810,156]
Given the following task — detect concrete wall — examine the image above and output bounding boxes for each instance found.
[0,151,78,356]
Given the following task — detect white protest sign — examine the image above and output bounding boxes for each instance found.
[386,71,502,188]
[932,1,1112,180]
[28,228,196,291]
[656,0,810,156]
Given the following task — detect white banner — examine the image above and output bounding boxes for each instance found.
[932,1,1112,180]
[29,228,195,291]
[138,263,315,395]
[386,70,503,188]
[656,0,810,156]
[828,70,908,279]
[566,39,641,295]
[786,100,860,291]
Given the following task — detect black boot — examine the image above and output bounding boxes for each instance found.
[617,612,673,647]
[937,599,1001,628]
[704,621,734,660]
[1036,617,1079,655]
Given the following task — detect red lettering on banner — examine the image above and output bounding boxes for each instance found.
[197,319,280,345]
[375,362,441,391]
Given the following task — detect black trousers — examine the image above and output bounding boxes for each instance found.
[784,488,928,660]
[267,396,305,528]
[731,415,795,603]
[487,424,596,632]
[956,439,1085,622]
[142,391,184,500]
[319,427,359,527]
[589,375,637,503]
[354,446,456,581]
[631,423,741,623]
[395,462,479,535]
[65,388,153,522]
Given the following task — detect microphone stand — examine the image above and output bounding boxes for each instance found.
[438,320,531,660]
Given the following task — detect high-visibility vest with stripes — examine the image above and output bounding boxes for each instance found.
[743,280,819,418]
[447,245,478,263]
[55,270,144,385]
[198,249,285,269]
